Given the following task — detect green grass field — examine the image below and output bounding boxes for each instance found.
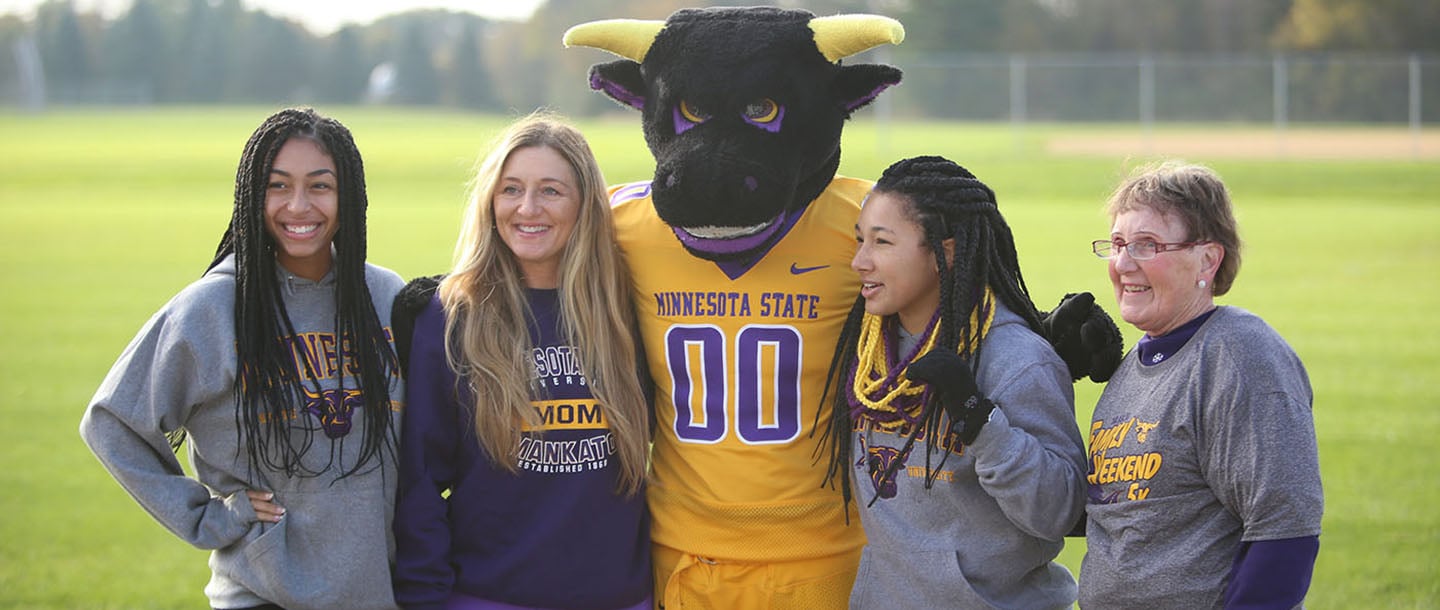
[1,107,1436,608]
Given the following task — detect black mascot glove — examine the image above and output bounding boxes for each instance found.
[391,274,444,377]
[907,350,995,446]
[1041,292,1125,383]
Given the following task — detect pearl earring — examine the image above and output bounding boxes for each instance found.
[1197,279,1208,289]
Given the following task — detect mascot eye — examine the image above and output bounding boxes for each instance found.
[679,101,712,123]
[743,98,780,123]
[741,99,785,133]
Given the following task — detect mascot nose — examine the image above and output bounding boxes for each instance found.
[657,165,759,192]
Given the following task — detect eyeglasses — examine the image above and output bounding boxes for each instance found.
[1092,238,1208,261]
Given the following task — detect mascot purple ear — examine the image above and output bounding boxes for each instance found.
[589,61,647,110]
[834,64,903,113]
[565,19,664,110]
[562,8,904,268]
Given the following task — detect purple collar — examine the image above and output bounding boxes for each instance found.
[1135,308,1217,366]
[710,208,807,280]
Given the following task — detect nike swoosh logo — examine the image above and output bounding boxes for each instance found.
[790,263,830,275]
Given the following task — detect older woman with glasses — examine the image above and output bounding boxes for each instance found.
[1078,161,1323,609]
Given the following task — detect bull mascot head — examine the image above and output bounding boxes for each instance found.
[564,7,903,268]
[302,386,365,439]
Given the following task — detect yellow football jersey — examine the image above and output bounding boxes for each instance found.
[612,177,871,562]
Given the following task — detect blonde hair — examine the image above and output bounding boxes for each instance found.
[1106,160,1242,295]
[439,112,649,494]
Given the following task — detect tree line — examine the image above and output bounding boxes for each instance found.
[1,0,1435,117]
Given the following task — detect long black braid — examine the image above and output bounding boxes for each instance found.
[818,155,1045,510]
[190,107,399,481]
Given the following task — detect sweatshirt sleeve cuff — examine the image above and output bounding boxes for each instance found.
[965,406,1013,460]
[200,489,258,548]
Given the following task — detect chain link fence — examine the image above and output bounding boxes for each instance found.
[882,51,1436,128]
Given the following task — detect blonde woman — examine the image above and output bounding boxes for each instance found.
[392,113,652,610]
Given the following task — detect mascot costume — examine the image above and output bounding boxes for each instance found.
[562,6,1122,608]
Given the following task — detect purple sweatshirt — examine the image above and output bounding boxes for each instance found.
[392,290,651,610]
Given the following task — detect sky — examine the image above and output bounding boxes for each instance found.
[0,0,544,33]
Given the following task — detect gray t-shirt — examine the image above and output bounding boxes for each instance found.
[1080,306,1323,609]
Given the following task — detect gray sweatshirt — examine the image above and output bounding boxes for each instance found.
[849,303,1087,610]
[80,255,404,610]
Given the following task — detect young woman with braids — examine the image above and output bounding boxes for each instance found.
[80,107,404,610]
[819,156,1088,609]
[391,113,653,609]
